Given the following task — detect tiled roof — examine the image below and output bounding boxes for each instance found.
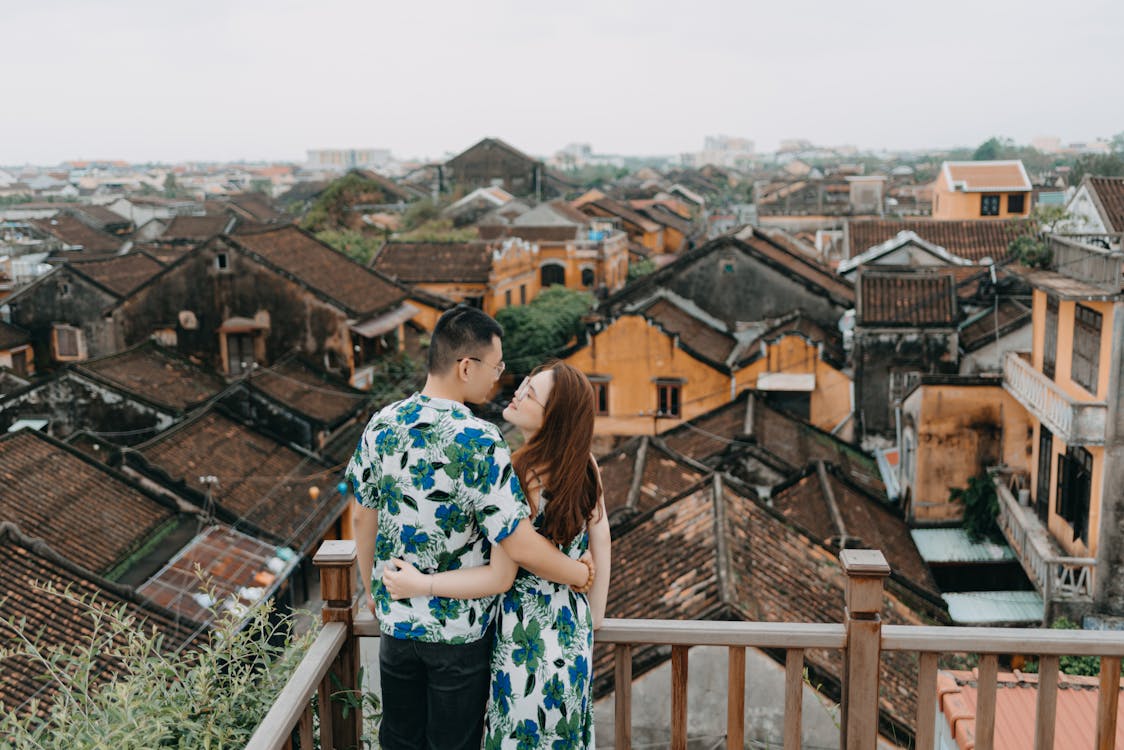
[0,321,30,350]
[162,214,232,240]
[130,241,193,264]
[740,231,855,304]
[1087,176,1124,232]
[448,137,539,167]
[846,219,1034,262]
[943,161,1031,192]
[223,193,289,224]
[959,299,1032,352]
[514,199,590,228]
[770,463,938,594]
[373,241,495,284]
[0,430,179,575]
[635,204,694,235]
[231,226,407,317]
[138,524,298,625]
[135,409,346,554]
[351,169,418,204]
[596,436,711,524]
[639,296,738,367]
[79,342,226,412]
[938,669,1124,750]
[857,270,958,326]
[69,252,166,298]
[67,204,131,229]
[598,477,928,737]
[29,214,123,253]
[0,522,199,718]
[579,198,661,234]
[246,359,367,426]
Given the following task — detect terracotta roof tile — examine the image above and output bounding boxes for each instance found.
[162,214,232,240]
[1088,176,1124,232]
[847,219,1033,262]
[247,359,366,426]
[579,198,662,234]
[69,253,166,298]
[640,297,738,366]
[0,523,199,718]
[232,226,406,317]
[596,437,711,523]
[857,270,958,326]
[136,409,345,554]
[29,214,123,253]
[0,430,178,574]
[944,161,1031,192]
[79,343,226,411]
[959,299,1032,352]
[67,205,131,229]
[373,242,495,284]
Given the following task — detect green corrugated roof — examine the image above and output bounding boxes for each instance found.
[942,591,1043,625]
[910,528,1016,564]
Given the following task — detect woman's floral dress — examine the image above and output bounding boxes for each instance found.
[483,491,594,750]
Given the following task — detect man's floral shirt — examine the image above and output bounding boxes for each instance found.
[346,393,528,644]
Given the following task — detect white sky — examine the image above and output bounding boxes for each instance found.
[2,0,1122,165]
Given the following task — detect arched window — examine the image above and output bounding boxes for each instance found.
[581,268,595,287]
[540,264,566,287]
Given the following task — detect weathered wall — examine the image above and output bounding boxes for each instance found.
[7,267,119,369]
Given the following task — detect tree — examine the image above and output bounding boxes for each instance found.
[495,287,594,375]
[1068,153,1124,185]
[401,198,440,231]
[1111,131,1124,154]
[315,228,385,265]
[627,257,657,282]
[973,137,1005,161]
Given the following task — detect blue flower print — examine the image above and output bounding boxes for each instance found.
[374,428,400,456]
[395,401,422,424]
[408,427,428,448]
[567,654,589,693]
[511,621,545,671]
[508,473,525,502]
[400,525,430,553]
[377,476,402,513]
[462,455,499,491]
[435,503,468,535]
[555,607,576,648]
[410,460,436,490]
[374,532,395,561]
[428,597,461,622]
[514,719,540,750]
[542,674,565,710]
[502,588,520,614]
[454,427,495,451]
[491,670,513,714]
[393,621,427,640]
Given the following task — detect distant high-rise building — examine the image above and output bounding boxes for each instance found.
[306,149,392,171]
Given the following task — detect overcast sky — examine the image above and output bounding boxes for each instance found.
[3,0,1122,165]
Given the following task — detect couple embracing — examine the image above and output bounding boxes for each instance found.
[347,305,611,749]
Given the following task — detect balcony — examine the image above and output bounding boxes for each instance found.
[1049,235,1124,292]
[1002,351,1107,446]
[247,541,1124,750]
[994,472,1095,612]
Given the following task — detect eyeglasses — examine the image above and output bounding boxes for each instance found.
[513,377,546,407]
[459,356,505,377]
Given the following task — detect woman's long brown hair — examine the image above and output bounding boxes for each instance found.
[512,362,602,546]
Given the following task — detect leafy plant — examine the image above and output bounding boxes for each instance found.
[316,228,385,265]
[1008,234,1053,269]
[627,258,657,281]
[951,473,1003,543]
[1020,617,1101,676]
[495,287,594,375]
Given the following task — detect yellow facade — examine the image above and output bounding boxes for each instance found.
[931,170,1031,220]
[564,315,852,437]
[903,384,1033,523]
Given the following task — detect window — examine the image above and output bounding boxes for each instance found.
[1056,446,1092,544]
[52,324,85,361]
[59,282,71,297]
[1035,426,1053,523]
[581,268,595,287]
[980,194,1001,216]
[1043,295,1058,378]
[214,253,229,271]
[591,379,610,416]
[1071,304,1102,394]
[540,264,566,287]
[504,289,512,308]
[519,285,527,305]
[1007,193,1025,214]
[656,381,681,418]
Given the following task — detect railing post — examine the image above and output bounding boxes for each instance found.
[839,549,891,750]
[314,540,360,750]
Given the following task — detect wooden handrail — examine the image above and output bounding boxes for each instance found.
[593,619,846,648]
[881,624,1124,656]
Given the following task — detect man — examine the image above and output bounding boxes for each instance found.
[347,305,593,750]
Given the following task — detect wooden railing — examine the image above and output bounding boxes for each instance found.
[995,474,1096,607]
[1050,234,1124,292]
[1003,350,1107,446]
[248,542,1124,750]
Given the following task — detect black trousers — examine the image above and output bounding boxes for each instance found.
[378,628,493,750]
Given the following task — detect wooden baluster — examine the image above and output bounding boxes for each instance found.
[839,549,891,750]
[976,654,999,750]
[315,541,360,750]
[1035,655,1059,750]
[615,645,632,750]
[671,645,689,750]
[915,653,938,750]
[727,646,746,750]
[297,701,314,750]
[1097,656,1121,750]
[784,648,804,750]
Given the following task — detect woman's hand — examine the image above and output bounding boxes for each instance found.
[382,558,430,599]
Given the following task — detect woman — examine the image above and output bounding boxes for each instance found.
[383,361,611,749]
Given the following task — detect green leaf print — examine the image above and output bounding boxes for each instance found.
[512,620,545,671]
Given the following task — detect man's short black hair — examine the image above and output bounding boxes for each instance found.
[428,305,504,374]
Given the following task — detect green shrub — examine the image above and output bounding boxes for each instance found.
[951,473,1003,543]
[1020,617,1101,676]
[1008,235,1052,269]
[496,287,594,375]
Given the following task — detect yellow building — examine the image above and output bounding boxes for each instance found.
[996,235,1124,618]
[563,294,853,438]
[0,322,34,377]
[931,160,1032,220]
